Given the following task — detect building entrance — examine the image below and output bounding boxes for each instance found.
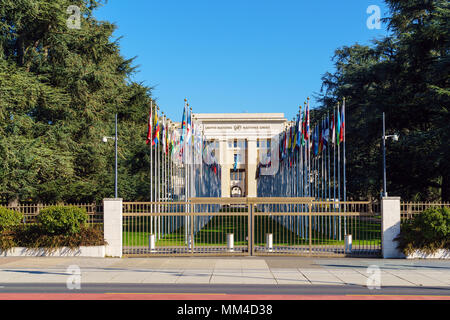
[230,169,246,197]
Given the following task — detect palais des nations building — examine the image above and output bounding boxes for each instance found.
[191,113,288,198]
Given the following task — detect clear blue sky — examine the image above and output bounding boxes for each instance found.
[95,0,389,121]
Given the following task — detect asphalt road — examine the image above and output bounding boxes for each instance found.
[1,283,449,297]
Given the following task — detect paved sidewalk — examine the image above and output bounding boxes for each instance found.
[0,257,449,288]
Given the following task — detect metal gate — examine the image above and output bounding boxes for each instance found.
[122,198,381,257]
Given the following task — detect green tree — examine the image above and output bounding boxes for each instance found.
[0,0,155,203]
[317,0,449,201]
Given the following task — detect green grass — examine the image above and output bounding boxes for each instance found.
[123,215,381,247]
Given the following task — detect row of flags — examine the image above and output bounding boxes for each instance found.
[145,100,219,174]
[278,100,345,162]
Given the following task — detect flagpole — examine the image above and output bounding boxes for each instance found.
[337,102,341,241]
[342,98,347,236]
[183,100,188,242]
[333,104,337,239]
[327,113,332,236]
[157,108,161,240]
[149,100,153,236]
[150,101,153,203]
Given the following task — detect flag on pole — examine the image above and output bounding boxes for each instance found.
[152,110,159,147]
[180,105,186,145]
[186,108,192,145]
[340,100,345,144]
[165,122,170,155]
[288,126,292,154]
[323,116,329,151]
[331,113,336,145]
[305,102,310,141]
[301,107,306,146]
[319,120,324,155]
[146,107,152,145]
[162,118,166,154]
[336,105,341,146]
[314,126,319,156]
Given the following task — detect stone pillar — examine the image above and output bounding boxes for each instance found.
[381,197,403,259]
[103,198,123,258]
[246,138,258,197]
[219,139,230,197]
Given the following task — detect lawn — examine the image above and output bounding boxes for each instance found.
[123,215,381,248]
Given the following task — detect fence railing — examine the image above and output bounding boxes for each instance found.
[122,198,381,257]
[400,201,450,221]
[122,200,250,256]
[253,199,381,256]
[3,203,103,227]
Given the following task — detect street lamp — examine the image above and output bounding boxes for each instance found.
[382,112,399,198]
[102,114,118,198]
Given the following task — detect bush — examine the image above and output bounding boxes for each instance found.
[1,224,106,253]
[37,206,88,235]
[395,206,450,255]
[0,206,23,231]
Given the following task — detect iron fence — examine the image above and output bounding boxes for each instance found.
[400,201,450,221]
[3,203,103,227]
[122,199,250,256]
[122,198,381,257]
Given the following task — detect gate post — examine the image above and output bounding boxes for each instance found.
[381,197,403,259]
[103,198,123,258]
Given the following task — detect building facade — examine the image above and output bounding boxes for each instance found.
[193,113,287,197]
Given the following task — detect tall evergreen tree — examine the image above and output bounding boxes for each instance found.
[0,0,155,203]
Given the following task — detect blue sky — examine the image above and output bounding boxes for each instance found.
[95,0,389,121]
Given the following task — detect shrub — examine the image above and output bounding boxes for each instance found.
[13,225,105,252]
[395,206,450,255]
[0,206,23,231]
[37,206,88,235]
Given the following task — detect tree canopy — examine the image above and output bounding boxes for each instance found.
[316,0,449,201]
[0,0,154,204]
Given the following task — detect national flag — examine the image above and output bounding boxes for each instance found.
[165,123,170,155]
[180,106,186,146]
[145,108,152,145]
[301,108,306,146]
[314,126,319,156]
[186,108,192,145]
[288,126,292,153]
[336,105,341,146]
[161,119,166,154]
[152,110,159,147]
[340,100,345,143]
[296,113,302,147]
[319,120,324,155]
[323,116,329,151]
[331,113,336,145]
[305,102,310,141]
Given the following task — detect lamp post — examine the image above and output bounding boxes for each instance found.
[382,112,399,197]
[103,113,118,198]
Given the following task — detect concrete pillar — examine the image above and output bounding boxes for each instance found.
[219,139,231,197]
[345,235,352,253]
[149,234,156,252]
[381,197,403,258]
[246,138,258,197]
[266,233,273,252]
[103,198,123,258]
[227,233,234,252]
